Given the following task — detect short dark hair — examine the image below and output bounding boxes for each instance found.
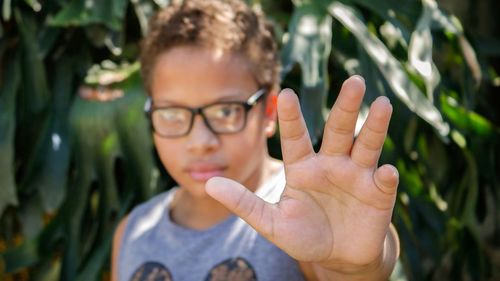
[140,0,280,94]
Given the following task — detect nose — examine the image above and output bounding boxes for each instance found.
[185,115,220,154]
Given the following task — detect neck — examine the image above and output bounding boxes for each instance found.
[170,189,231,230]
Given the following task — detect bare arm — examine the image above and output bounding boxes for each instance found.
[111,216,129,281]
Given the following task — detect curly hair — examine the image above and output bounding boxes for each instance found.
[140,0,280,94]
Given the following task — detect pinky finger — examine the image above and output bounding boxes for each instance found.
[373,164,399,195]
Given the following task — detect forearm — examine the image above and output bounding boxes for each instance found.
[312,225,399,281]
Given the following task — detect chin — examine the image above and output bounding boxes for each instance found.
[179,181,211,198]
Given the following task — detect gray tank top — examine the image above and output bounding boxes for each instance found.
[118,168,306,281]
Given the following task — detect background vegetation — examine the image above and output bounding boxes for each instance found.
[1,0,499,280]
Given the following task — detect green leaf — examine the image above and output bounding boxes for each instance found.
[131,0,157,36]
[75,233,113,281]
[2,239,39,273]
[459,151,482,244]
[340,0,418,44]
[408,0,440,102]
[60,173,93,281]
[18,194,45,239]
[0,50,20,215]
[328,2,450,137]
[2,0,12,20]
[58,65,157,278]
[426,3,482,86]
[340,0,421,24]
[441,95,496,137]
[281,4,332,144]
[15,55,73,212]
[48,0,85,26]
[23,0,41,12]
[32,258,61,281]
[115,72,159,200]
[49,0,128,31]
[34,57,73,212]
[425,136,448,184]
[16,9,50,114]
[38,27,61,59]
[428,4,463,34]
[104,29,125,56]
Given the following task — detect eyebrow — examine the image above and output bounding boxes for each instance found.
[152,90,255,107]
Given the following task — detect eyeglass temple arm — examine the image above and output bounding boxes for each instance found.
[247,89,266,106]
[144,97,152,116]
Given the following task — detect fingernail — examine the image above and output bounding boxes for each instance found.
[352,75,365,83]
[389,165,399,179]
[280,88,295,95]
[377,96,391,104]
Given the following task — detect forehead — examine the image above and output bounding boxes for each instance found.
[150,46,258,106]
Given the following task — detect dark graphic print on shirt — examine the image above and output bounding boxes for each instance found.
[130,261,172,281]
[129,257,257,281]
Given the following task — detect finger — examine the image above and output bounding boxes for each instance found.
[351,96,392,168]
[373,164,399,195]
[277,88,314,165]
[320,75,365,156]
[206,177,277,238]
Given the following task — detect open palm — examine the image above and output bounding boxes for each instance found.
[206,76,398,271]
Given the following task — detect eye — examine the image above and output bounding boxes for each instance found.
[218,106,236,117]
[212,104,242,119]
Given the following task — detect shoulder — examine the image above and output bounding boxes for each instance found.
[110,189,176,281]
[111,215,129,281]
[123,189,175,236]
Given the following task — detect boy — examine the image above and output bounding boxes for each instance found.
[112,0,400,280]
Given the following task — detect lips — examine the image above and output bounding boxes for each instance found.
[185,163,226,182]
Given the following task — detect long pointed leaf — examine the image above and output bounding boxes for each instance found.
[34,57,73,212]
[408,0,440,102]
[131,0,157,36]
[281,4,332,144]
[328,2,450,136]
[2,0,12,20]
[115,71,159,200]
[0,50,20,215]
[339,0,418,44]
[427,4,482,86]
[15,9,50,114]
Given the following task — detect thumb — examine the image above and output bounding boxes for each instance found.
[206,177,276,238]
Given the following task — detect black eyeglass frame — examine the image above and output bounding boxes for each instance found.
[144,88,267,138]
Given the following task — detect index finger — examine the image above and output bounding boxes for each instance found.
[277,89,314,165]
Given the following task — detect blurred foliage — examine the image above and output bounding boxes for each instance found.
[0,0,499,280]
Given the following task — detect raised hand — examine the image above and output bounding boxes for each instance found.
[206,75,399,275]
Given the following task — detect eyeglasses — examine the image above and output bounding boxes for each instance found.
[144,89,267,138]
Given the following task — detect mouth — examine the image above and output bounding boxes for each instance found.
[185,163,226,182]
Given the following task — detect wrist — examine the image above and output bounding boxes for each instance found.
[313,253,384,281]
[313,225,399,281]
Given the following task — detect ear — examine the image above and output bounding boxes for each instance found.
[263,89,278,137]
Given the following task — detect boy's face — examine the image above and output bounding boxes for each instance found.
[150,46,276,198]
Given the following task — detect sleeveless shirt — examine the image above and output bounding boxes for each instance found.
[118,168,306,281]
